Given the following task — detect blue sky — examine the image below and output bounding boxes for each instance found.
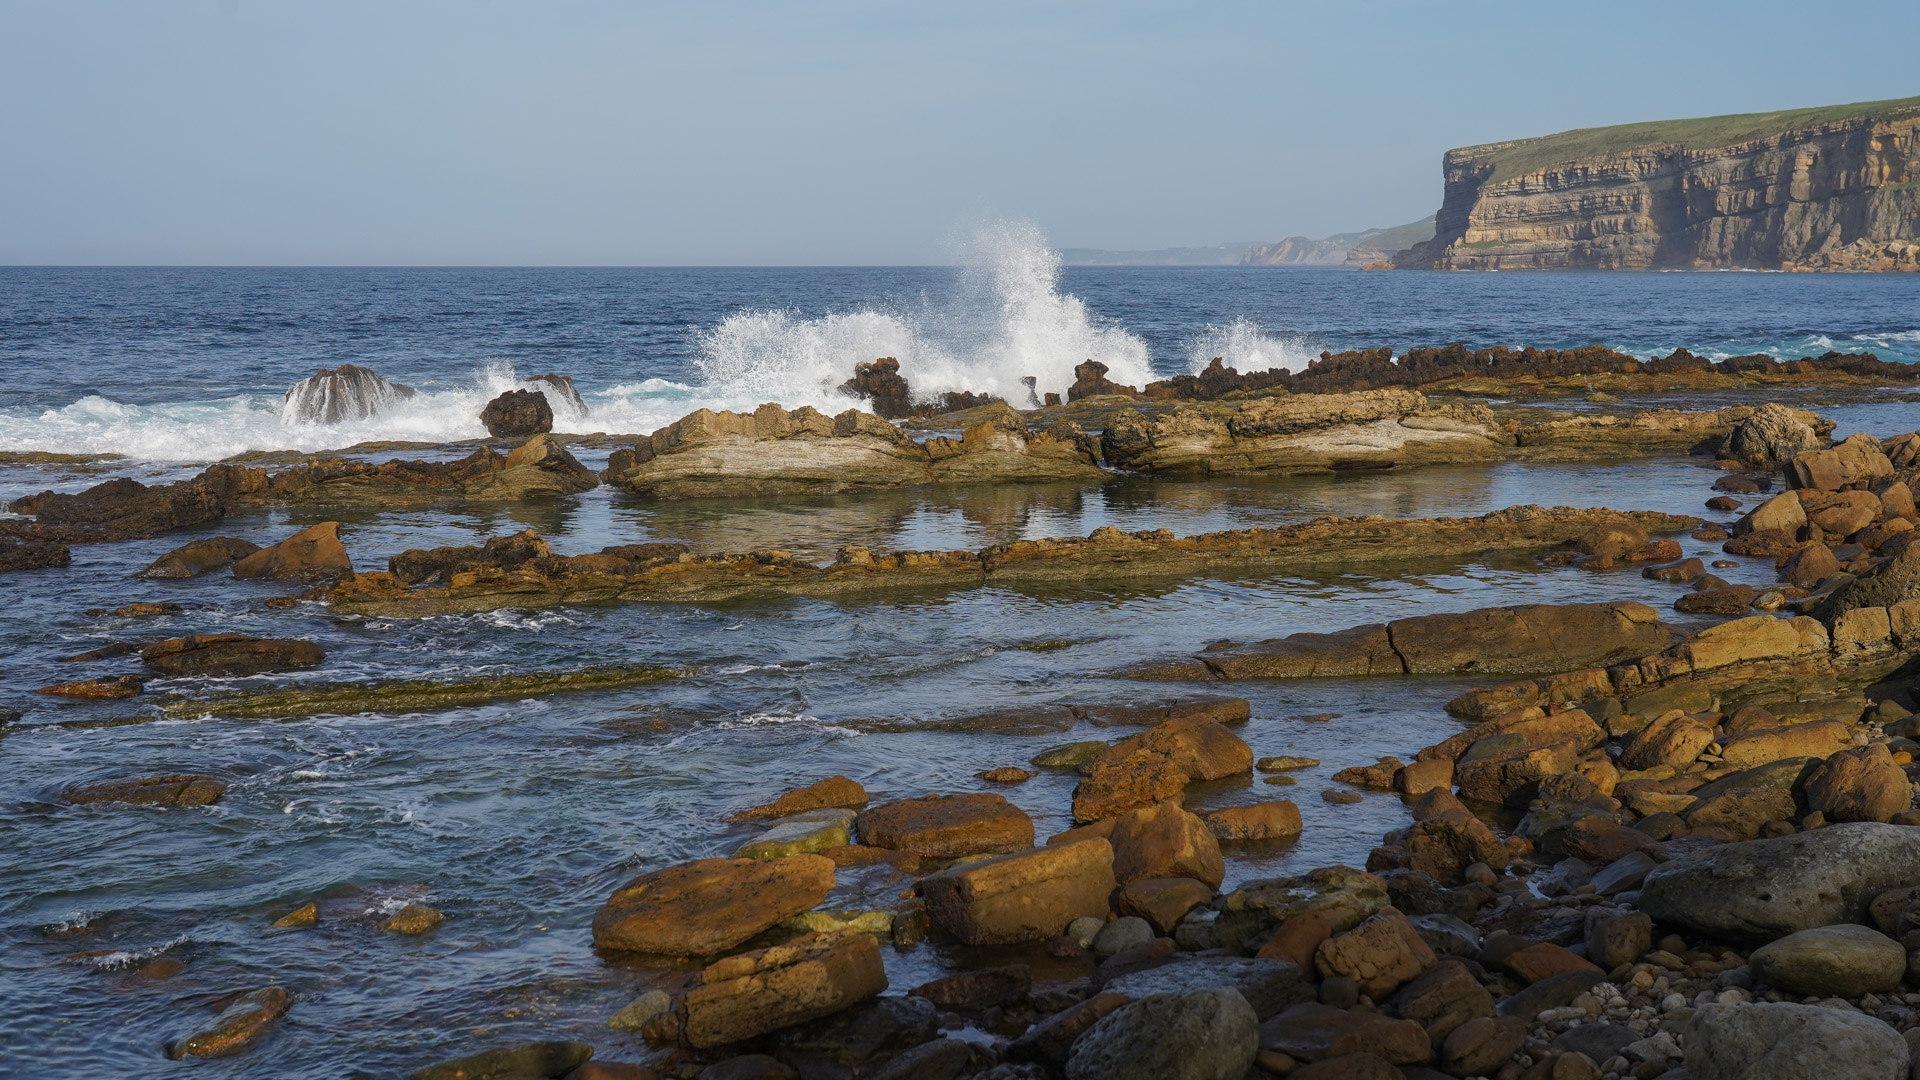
[4,1,1916,264]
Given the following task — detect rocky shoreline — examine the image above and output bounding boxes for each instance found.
[11,358,1920,1079]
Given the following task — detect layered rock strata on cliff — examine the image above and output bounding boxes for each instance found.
[600,402,1103,497]
[325,506,1698,617]
[1394,96,1920,271]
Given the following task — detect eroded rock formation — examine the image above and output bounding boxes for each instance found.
[1395,96,1920,271]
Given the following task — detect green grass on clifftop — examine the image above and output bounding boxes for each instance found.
[1466,95,1920,182]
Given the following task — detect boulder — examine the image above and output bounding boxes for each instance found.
[854,793,1033,859]
[1202,801,1302,842]
[1004,993,1132,1069]
[1576,522,1649,559]
[680,932,887,1049]
[1104,955,1314,1019]
[1679,615,1808,671]
[1107,801,1226,888]
[1736,490,1807,536]
[1117,877,1215,934]
[1387,957,1495,1044]
[1454,739,1583,807]
[1585,910,1652,969]
[1802,744,1913,823]
[1214,866,1390,952]
[1620,711,1714,771]
[140,634,326,677]
[65,774,224,807]
[1782,543,1843,588]
[139,537,260,579]
[1816,543,1920,624]
[1313,908,1437,998]
[1065,989,1260,1080]
[1747,924,1906,997]
[480,389,555,437]
[1725,403,1824,466]
[1072,721,1252,822]
[734,776,869,820]
[591,855,836,955]
[1257,1002,1432,1065]
[920,838,1116,945]
[231,521,352,580]
[1441,1015,1526,1078]
[1640,823,1920,939]
[1685,1002,1908,1080]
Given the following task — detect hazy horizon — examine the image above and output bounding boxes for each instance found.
[4,1,1916,266]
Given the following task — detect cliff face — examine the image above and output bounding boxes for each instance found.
[1397,98,1920,271]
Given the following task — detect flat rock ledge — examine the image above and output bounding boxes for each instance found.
[325,505,1698,617]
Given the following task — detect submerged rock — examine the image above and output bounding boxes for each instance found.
[167,987,291,1060]
[37,674,145,699]
[733,776,870,821]
[141,634,326,677]
[0,536,70,572]
[65,774,224,807]
[158,664,681,719]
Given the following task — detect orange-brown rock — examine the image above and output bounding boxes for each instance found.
[166,987,291,1060]
[1116,877,1216,935]
[920,838,1117,946]
[1802,744,1914,823]
[1454,740,1583,807]
[1619,711,1714,771]
[1203,801,1303,842]
[853,793,1034,860]
[1072,719,1253,823]
[732,776,869,821]
[1256,910,1333,971]
[1502,943,1602,984]
[1313,908,1438,999]
[1106,801,1226,888]
[679,931,887,1049]
[37,675,144,699]
[1258,1002,1434,1066]
[231,521,352,580]
[591,855,835,956]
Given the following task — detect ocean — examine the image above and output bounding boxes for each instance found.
[2,231,1918,1076]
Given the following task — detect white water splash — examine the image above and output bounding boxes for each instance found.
[693,221,1154,409]
[1184,317,1316,375]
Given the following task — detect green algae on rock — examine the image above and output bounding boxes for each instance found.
[157,664,686,720]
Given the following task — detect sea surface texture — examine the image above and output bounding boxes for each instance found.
[2,238,1918,1076]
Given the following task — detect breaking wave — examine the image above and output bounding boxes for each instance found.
[1184,317,1317,375]
[693,221,1154,409]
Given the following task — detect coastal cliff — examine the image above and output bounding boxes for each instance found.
[1396,95,1920,271]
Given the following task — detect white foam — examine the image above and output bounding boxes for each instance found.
[1184,317,1315,375]
[694,221,1155,409]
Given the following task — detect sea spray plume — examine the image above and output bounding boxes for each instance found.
[692,221,1154,411]
[1184,317,1316,376]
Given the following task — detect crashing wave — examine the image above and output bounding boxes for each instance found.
[281,365,417,425]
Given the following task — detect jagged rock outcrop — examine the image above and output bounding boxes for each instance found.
[1396,96,1920,271]
[326,506,1697,617]
[601,402,1103,498]
[2,464,267,544]
[281,364,417,423]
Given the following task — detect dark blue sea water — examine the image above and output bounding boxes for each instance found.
[2,250,1916,461]
[2,247,1919,1077]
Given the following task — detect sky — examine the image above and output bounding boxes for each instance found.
[3,1,1917,265]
